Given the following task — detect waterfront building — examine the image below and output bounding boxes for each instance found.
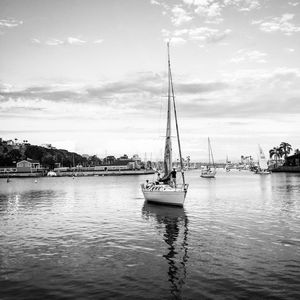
[0,166,17,173]
[41,144,56,149]
[16,159,41,173]
[6,140,15,146]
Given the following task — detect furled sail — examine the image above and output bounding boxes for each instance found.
[163,75,172,177]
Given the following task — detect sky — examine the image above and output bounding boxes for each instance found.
[0,0,300,162]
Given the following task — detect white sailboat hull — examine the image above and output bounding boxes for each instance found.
[201,173,216,178]
[141,184,187,207]
[201,169,216,178]
[256,170,271,175]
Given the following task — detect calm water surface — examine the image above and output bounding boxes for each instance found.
[1,170,300,299]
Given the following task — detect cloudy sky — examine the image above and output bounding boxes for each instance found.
[1,0,300,161]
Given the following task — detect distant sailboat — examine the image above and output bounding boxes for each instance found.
[201,137,216,178]
[141,43,189,207]
[257,145,271,174]
[225,155,230,172]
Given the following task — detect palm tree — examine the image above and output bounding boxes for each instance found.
[279,142,292,160]
[269,147,283,167]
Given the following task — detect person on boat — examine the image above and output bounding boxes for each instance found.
[171,168,177,187]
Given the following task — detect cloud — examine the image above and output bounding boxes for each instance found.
[180,0,261,24]
[30,37,99,46]
[176,81,229,93]
[45,38,65,46]
[66,37,86,45]
[288,1,299,6]
[31,38,41,44]
[253,14,300,35]
[1,65,300,138]
[286,48,295,53]
[163,27,231,45]
[188,27,231,43]
[220,0,261,11]
[150,0,161,6]
[2,67,300,122]
[171,6,193,26]
[162,30,187,45]
[94,39,104,44]
[178,68,300,118]
[149,0,170,12]
[0,18,23,28]
[230,49,267,64]
[195,2,222,18]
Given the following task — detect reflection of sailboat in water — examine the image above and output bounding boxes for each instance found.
[142,203,189,298]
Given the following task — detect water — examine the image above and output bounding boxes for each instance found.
[0,170,300,299]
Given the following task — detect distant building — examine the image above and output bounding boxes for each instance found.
[16,159,41,172]
[103,156,116,165]
[131,154,142,169]
[7,140,14,146]
[119,154,129,160]
[0,166,17,173]
[132,154,141,161]
[41,144,56,149]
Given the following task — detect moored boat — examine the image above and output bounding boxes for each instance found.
[256,145,271,175]
[201,137,216,178]
[141,43,188,207]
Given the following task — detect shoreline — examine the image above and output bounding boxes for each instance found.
[270,166,300,173]
[0,169,155,178]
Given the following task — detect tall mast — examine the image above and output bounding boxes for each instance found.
[208,137,211,165]
[163,43,172,176]
[168,43,186,187]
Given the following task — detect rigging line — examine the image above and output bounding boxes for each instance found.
[209,137,216,168]
[167,42,186,187]
[156,49,169,160]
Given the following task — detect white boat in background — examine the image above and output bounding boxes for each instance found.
[225,155,231,172]
[256,145,271,175]
[47,171,57,177]
[201,137,216,178]
[141,43,188,207]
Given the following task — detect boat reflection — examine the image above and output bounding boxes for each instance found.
[142,202,189,299]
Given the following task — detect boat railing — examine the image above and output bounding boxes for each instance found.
[141,182,188,192]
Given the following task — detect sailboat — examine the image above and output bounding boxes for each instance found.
[225,155,230,172]
[201,137,216,178]
[256,145,271,174]
[141,43,188,207]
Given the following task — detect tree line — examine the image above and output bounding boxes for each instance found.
[0,141,102,168]
[269,142,299,164]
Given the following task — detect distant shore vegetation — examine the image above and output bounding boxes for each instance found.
[0,138,101,168]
